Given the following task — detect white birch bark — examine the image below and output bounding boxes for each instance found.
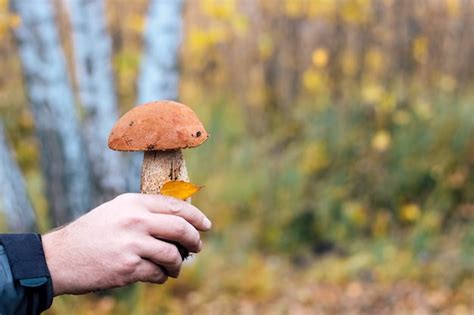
[10,0,92,225]
[0,122,37,232]
[65,0,125,204]
[129,0,184,191]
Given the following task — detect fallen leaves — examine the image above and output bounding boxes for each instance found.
[160,180,202,200]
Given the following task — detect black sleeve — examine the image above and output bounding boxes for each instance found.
[0,233,54,315]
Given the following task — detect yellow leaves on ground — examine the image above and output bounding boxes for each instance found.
[372,210,391,237]
[399,203,421,223]
[160,180,202,200]
[343,201,367,226]
[362,84,396,112]
[300,141,329,174]
[371,130,391,152]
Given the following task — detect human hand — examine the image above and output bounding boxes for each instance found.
[41,193,212,295]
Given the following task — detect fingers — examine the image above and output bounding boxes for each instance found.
[136,194,212,231]
[134,259,168,284]
[138,237,183,278]
[145,213,202,253]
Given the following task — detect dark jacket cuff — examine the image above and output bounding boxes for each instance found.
[0,233,54,314]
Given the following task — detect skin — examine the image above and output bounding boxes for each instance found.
[41,193,212,296]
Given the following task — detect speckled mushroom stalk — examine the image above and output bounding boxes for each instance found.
[108,100,209,259]
[141,149,189,194]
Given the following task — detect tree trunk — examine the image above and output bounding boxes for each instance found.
[65,0,125,205]
[128,0,184,191]
[0,122,37,232]
[10,0,92,225]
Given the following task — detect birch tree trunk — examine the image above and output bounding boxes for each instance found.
[65,0,125,204]
[0,122,37,232]
[10,0,92,225]
[129,0,184,191]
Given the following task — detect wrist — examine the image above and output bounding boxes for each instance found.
[42,230,68,296]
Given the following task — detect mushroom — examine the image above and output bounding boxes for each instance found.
[108,100,209,259]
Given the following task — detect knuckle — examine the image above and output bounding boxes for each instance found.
[174,217,188,235]
[162,244,181,264]
[185,227,200,250]
[155,273,168,284]
[120,255,140,275]
[151,267,167,283]
[168,197,183,213]
[120,213,146,229]
[124,238,141,253]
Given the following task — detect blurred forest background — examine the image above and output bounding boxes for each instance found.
[0,0,473,314]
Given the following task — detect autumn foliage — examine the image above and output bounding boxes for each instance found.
[0,0,472,314]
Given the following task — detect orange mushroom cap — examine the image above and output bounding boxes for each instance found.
[108,100,209,151]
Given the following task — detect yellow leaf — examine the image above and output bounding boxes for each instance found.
[343,201,367,226]
[371,130,391,152]
[312,48,329,68]
[445,0,460,17]
[160,180,202,200]
[372,210,391,237]
[300,141,330,174]
[412,36,428,64]
[201,0,235,20]
[439,75,457,92]
[365,48,384,73]
[399,203,421,223]
[303,69,326,92]
[362,84,384,103]
[284,0,303,17]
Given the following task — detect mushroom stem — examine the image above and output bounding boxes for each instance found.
[141,149,190,259]
[141,149,189,194]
